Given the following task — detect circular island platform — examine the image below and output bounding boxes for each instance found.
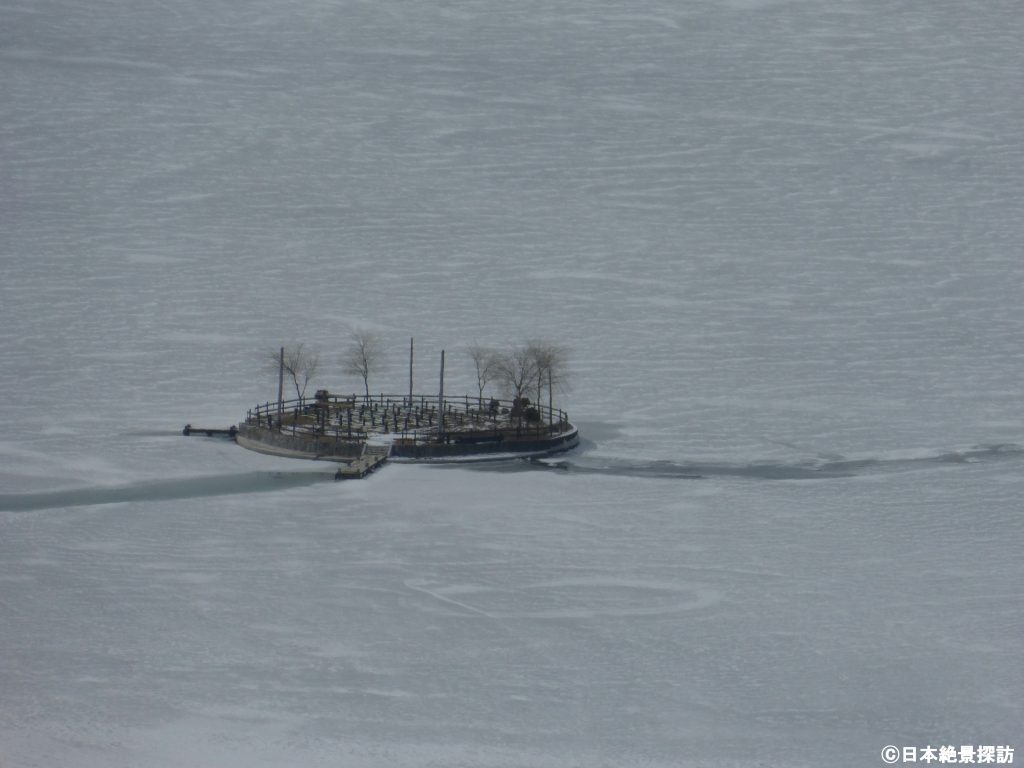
[235,392,579,464]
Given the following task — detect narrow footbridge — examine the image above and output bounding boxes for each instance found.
[335,443,391,480]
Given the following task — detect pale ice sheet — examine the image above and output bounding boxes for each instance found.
[1,464,1021,767]
[2,0,1024,765]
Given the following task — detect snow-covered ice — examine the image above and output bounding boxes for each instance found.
[2,0,1023,765]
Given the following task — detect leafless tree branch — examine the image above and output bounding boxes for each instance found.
[266,343,320,400]
[342,330,383,399]
[466,345,500,406]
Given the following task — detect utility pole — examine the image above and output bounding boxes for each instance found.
[408,337,414,407]
[277,346,284,426]
[437,349,445,442]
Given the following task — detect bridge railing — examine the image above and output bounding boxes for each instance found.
[245,393,571,445]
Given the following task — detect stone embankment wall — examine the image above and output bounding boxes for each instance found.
[236,423,364,460]
[235,422,579,462]
[389,427,579,460]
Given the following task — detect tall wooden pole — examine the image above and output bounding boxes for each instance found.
[548,367,553,429]
[409,337,414,406]
[438,349,445,442]
[277,346,284,426]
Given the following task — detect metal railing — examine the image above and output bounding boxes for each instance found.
[245,393,571,446]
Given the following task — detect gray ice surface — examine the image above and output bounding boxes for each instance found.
[2,0,1022,765]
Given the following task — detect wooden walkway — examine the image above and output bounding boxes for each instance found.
[182,424,237,438]
[335,444,391,480]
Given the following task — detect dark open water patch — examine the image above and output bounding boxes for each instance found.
[458,443,1024,481]
[0,471,334,512]
[5,445,1019,511]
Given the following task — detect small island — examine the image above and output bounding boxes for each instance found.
[193,337,580,478]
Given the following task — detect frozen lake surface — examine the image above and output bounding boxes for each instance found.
[2,0,1023,765]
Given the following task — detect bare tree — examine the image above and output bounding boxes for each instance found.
[266,343,320,401]
[527,340,570,415]
[342,330,383,399]
[466,345,499,407]
[493,345,537,412]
